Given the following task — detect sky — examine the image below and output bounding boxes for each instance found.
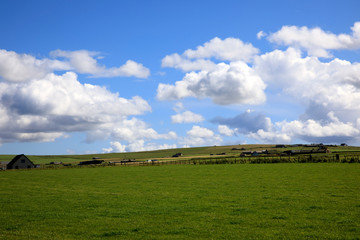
[0,0,360,155]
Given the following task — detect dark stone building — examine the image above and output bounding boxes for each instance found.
[7,154,36,169]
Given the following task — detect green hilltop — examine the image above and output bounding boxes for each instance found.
[1,144,360,165]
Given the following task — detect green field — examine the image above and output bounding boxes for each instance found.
[1,144,360,166]
[1,163,359,239]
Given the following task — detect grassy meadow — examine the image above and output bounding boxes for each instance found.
[1,163,359,239]
[1,144,360,165]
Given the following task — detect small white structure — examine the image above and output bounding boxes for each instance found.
[146,159,158,163]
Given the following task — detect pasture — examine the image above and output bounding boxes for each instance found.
[1,144,360,166]
[0,163,359,239]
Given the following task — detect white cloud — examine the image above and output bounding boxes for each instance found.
[173,102,184,112]
[180,125,222,147]
[0,72,151,117]
[50,50,101,74]
[0,49,70,82]
[183,37,259,62]
[0,48,154,145]
[110,117,177,142]
[0,49,150,83]
[157,61,266,105]
[0,71,151,143]
[187,125,214,138]
[4,22,360,149]
[102,140,177,153]
[218,125,236,136]
[213,110,272,133]
[159,28,360,145]
[127,140,177,152]
[103,141,127,153]
[245,46,360,143]
[249,114,360,144]
[50,50,150,78]
[280,113,360,139]
[162,53,217,72]
[257,31,266,40]
[267,22,360,57]
[254,47,360,119]
[171,111,204,124]
[161,37,259,72]
[248,129,292,144]
[99,116,178,152]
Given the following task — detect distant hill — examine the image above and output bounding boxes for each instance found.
[1,144,359,165]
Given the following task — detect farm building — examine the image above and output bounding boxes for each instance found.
[78,160,104,165]
[241,150,268,157]
[172,153,183,157]
[7,154,36,170]
[0,161,9,170]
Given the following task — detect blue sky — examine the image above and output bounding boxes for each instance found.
[0,0,360,155]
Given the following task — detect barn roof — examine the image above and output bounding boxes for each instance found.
[7,154,34,168]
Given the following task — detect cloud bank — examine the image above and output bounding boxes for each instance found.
[162,37,259,72]
[171,111,204,124]
[267,22,360,58]
[0,49,150,82]
[157,61,266,105]
[0,49,171,151]
[158,22,360,145]
[2,22,360,152]
[0,71,152,143]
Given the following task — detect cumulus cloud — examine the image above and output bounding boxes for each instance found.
[204,32,360,145]
[249,113,360,144]
[213,110,272,133]
[180,125,222,147]
[171,111,204,124]
[183,37,259,62]
[0,71,151,144]
[102,140,177,153]
[267,22,360,57]
[0,49,70,82]
[257,31,267,40]
[162,53,217,72]
[244,44,360,144]
[248,129,291,144]
[50,50,150,78]
[110,117,177,142]
[103,141,127,153]
[173,102,184,112]
[99,117,178,153]
[4,22,360,149]
[254,47,360,122]
[159,25,360,145]
[218,125,236,136]
[161,37,259,72]
[157,61,266,105]
[281,116,359,140]
[0,49,150,83]
[0,48,154,146]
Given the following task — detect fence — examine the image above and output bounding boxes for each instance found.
[38,154,360,169]
[119,154,360,167]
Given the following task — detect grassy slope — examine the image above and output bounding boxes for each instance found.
[2,144,360,165]
[0,144,274,164]
[0,164,359,239]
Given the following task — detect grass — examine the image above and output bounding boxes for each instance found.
[1,145,249,164]
[2,144,360,165]
[0,163,359,239]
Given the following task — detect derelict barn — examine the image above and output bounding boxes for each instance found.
[7,154,36,170]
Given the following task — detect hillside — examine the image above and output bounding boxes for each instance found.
[1,144,360,165]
